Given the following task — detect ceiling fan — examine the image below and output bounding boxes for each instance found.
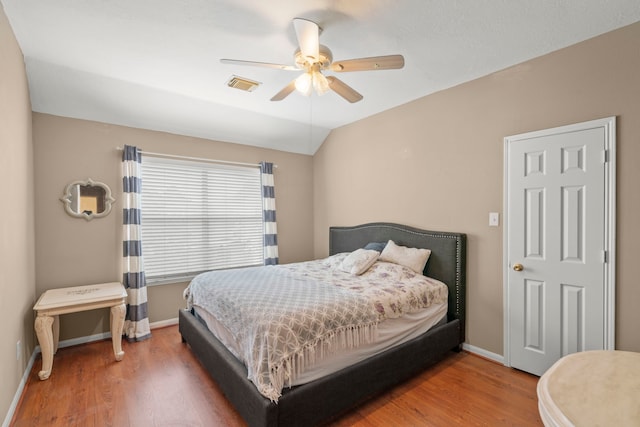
[221,18,404,103]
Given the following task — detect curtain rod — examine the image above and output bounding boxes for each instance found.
[115,147,276,169]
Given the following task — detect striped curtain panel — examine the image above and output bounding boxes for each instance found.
[122,145,151,342]
[260,162,279,265]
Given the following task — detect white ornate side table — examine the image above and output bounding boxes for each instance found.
[33,282,127,380]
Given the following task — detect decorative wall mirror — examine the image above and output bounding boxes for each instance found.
[61,178,115,220]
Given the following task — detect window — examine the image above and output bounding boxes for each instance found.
[141,155,264,284]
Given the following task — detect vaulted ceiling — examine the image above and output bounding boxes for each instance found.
[3,0,639,154]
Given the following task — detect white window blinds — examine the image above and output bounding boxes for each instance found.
[141,155,264,284]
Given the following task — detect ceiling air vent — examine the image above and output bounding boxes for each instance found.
[226,75,261,92]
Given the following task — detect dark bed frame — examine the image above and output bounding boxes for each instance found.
[179,222,466,426]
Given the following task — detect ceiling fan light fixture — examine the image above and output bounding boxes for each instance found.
[295,72,313,96]
[312,70,330,95]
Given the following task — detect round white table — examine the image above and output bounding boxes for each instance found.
[537,350,640,426]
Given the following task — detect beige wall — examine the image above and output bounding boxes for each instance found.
[33,113,314,340]
[0,4,36,423]
[313,22,640,354]
[5,12,639,425]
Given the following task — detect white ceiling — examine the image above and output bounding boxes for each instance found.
[3,1,640,155]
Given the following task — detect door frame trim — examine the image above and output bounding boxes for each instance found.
[502,117,616,367]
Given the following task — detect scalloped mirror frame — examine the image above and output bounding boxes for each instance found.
[60,178,116,221]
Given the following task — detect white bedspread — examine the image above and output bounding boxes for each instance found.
[185,253,448,401]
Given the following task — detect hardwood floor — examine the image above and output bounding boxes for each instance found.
[11,326,542,426]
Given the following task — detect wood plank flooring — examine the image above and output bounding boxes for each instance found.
[11,326,542,426]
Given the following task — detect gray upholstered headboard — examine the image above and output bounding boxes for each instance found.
[329,222,466,341]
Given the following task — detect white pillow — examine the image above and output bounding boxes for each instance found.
[379,240,431,274]
[339,249,380,275]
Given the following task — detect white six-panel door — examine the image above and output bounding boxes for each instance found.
[504,117,615,376]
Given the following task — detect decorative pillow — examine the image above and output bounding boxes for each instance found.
[339,248,380,275]
[363,241,387,252]
[379,240,431,274]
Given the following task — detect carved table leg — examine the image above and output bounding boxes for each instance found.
[34,315,54,380]
[111,303,126,361]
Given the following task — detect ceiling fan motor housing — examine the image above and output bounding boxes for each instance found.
[294,45,333,70]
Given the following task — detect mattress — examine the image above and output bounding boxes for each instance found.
[194,299,447,386]
[186,253,449,400]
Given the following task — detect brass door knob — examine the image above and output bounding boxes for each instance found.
[513,263,524,271]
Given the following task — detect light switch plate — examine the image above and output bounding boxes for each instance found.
[489,212,500,226]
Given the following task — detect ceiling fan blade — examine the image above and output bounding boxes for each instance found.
[293,18,320,62]
[330,55,405,72]
[326,76,363,103]
[270,80,297,101]
[220,59,298,71]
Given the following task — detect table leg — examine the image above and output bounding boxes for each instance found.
[34,315,54,380]
[110,303,126,361]
[52,315,60,354]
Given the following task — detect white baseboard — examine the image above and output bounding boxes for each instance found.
[59,331,113,350]
[3,317,179,426]
[2,349,37,427]
[150,317,179,329]
[462,342,505,364]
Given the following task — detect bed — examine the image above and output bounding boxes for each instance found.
[178,222,466,426]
